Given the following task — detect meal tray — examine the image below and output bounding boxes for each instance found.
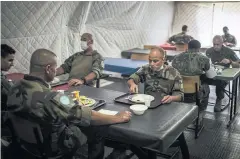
[90,98,106,110]
[114,93,163,109]
[51,80,68,87]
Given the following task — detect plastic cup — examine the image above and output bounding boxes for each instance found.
[72,91,80,101]
[144,96,153,107]
[145,100,152,107]
[57,90,64,94]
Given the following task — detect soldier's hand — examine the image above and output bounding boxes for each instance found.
[68,79,84,86]
[115,111,132,123]
[161,95,173,104]
[129,83,138,93]
[220,58,231,64]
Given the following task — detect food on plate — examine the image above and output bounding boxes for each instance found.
[131,95,145,103]
[72,95,96,107]
[129,94,155,104]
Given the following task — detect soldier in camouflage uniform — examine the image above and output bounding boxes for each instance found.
[172,40,214,111]
[1,44,16,145]
[7,49,131,159]
[205,35,240,112]
[168,25,194,45]
[56,33,104,87]
[1,44,15,112]
[128,47,184,103]
[222,26,237,47]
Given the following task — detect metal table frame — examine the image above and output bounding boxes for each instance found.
[214,68,240,127]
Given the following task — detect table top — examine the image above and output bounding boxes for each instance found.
[68,85,198,152]
[215,68,240,81]
[121,48,182,58]
[201,46,240,51]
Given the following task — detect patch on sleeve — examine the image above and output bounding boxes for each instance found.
[101,61,104,68]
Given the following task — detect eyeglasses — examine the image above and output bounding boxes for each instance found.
[149,59,160,63]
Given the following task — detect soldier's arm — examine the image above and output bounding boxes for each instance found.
[171,71,184,102]
[56,54,77,76]
[232,36,237,47]
[167,35,175,44]
[231,60,240,68]
[84,52,104,82]
[128,65,147,85]
[229,50,240,61]
[49,92,131,126]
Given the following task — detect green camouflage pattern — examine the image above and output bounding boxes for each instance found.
[206,46,239,67]
[7,75,91,154]
[172,51,210,76]
[168,32,194,44]
[61,51,104,80]
[129,64,184,100]
[1,72,13,110]
[222,34,237,47]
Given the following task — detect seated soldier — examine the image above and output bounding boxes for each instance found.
[172,40,215,110]
[1,44,15,111]
[205,35,240,112]
[231,60,240,68]
[56,33,104,87]
[1,44,16,141]
[222,26,237,47]
[127,47,184,103]
[167,25,194,45]
[7,49,132,159]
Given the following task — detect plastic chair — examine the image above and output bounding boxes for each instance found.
[182,75,204,139]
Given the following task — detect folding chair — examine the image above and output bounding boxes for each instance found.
[182,75,204,139]
[8,113,74,159]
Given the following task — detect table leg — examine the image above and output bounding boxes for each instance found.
[178,133,190,159]
[227,77,239,127]
[234,76,239,114]
[147,150,157,159]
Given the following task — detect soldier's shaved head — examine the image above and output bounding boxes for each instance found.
[150,47,166,58]
[213,35,223,52]
[149,47,166,71]
[30,49,57,73]
[81,33,93,42]
[213,35,223,43]
[29,49,57,82]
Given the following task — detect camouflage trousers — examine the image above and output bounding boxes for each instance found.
[73,125,108,159]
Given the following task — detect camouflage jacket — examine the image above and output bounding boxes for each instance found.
[61,50,104,80]
[222,34,237,47]
[7,75,90,151]
[206,46,239,67]
[172,51,210,76]
[129,64,184,100]
[168,32,194,44]
[1,71,13,110]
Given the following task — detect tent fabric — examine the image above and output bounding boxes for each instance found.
[1,1,174,73]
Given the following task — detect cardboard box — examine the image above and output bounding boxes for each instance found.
[143,45,158,49]
[131,53,149,61]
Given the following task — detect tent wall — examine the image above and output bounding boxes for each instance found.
[1,1,175,73]
[172,2,240,46]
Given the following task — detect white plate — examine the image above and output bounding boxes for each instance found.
[128,94,154,103]
[77,97,96,107]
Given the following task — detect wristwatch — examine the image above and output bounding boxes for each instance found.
[81,78,87,85]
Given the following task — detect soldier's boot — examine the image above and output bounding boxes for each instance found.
[214,98,222,112]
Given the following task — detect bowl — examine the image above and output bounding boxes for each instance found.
[130,104,148,115]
